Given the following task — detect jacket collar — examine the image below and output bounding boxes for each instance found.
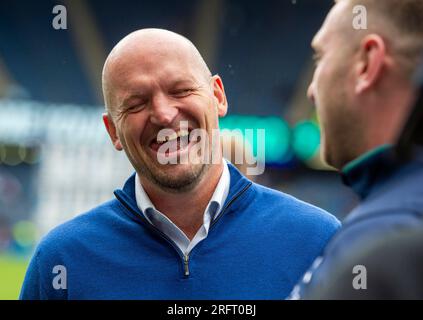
[341,144,397,200]
[342,145,423,224]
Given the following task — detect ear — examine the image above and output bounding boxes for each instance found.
[355,34,386,94]
[211,75,228,117]
[102,113,123,151]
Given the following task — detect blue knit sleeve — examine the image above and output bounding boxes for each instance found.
[19,236,68,300]
[19,250,48,300]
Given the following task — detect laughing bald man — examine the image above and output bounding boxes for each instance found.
[20,29,339,300]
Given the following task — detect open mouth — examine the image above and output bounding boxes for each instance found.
[149,128,195,156]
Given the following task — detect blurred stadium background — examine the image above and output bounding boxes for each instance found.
[0,0,358,299]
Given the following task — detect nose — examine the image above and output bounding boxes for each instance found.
[149,93,178,126]
[307,81,315,104]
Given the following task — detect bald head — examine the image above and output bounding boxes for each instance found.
[102,28,212,115]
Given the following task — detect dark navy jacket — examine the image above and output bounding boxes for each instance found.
[20,163,339,300]
[292,145,423,299]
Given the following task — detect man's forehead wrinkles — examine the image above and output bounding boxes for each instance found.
[115,74,198,101]
[124,72,198,89]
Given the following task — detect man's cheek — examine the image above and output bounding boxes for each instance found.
[121,119,139,138]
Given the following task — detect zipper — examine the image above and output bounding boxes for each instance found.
[183,254,190,276]
[115,181,252,278]
[209,182,252,229]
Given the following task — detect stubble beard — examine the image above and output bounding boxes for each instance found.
[136,149,209,193]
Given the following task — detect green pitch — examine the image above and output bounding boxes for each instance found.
[0,254,30,300]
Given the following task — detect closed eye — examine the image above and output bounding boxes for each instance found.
[171,88,195,97]
[126,103,146,113]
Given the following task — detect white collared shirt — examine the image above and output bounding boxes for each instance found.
[135,161,230,255]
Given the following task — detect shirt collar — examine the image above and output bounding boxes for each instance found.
[134,175,155,224]
[341,144,396,199]
[207,159,230,220]
[135,160,231,223]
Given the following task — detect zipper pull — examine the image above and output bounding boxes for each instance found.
[183,254,190,277]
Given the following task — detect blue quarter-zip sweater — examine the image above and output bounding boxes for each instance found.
[20,164,340,300]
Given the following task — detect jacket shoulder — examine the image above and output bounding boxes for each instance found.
[20,199,127,299]
[36,199,124,255]
[250,182,340,230]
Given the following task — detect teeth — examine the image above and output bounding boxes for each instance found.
[156,129,190,144]
[157,135,166,143]
[178,129,189,138]
[167,132,178,142]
